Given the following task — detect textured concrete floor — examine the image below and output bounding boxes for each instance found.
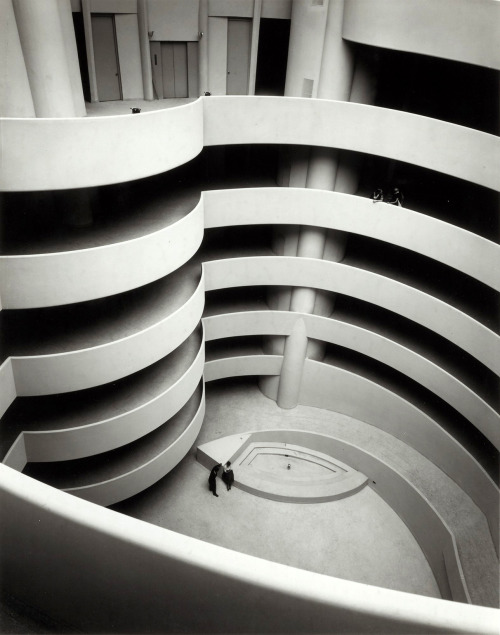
[113,379,446,599]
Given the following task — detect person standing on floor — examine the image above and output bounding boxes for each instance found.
[208,463,221,497]
[221,461,234,491]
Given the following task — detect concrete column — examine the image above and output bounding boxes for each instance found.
[271,0,357,407]
[198,0,209,95]
[81,0,98,102]
[13,0,78,117]
[284,0,329,98]
[137,0,154,101]
[276,318,308,409]
[57,0,87,116]
[247,0,262,95]
[0,0,35,117]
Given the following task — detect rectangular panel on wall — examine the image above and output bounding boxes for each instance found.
[227,19,251,95]
[150,42,163,99]
[147,0,200,41]
[92,14,122,101]
[90,0,137,12]
[261,0,292,19]
[115,13,144,99]
[173,43,188,97]
[161,43,176,98]
[187,42,199,97]
[207,17,228,95]
[208,0,253,17]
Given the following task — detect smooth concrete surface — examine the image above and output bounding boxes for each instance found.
[202,353,499,555]
[0,0,35,117]
[203,188,500,291]
[0,98,204,190]
[0,201,204,308]
[203,256,500,374]
[343,0,500,70]
[198,430,468,603]
[2,464,498,635]
[203,97,500,191]
[113,379,498,608]
[2,97,499,191]
[2,330,204,465]
[7,267,203,395]
[203,310,500,450]
[24,386,204,508]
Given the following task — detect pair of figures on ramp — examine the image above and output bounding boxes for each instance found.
[208,462,234,497]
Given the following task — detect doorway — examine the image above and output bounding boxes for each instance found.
[91,15,121,101]
[227,19,251,95]
[150,42,199,99]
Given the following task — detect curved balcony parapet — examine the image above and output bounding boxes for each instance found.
[0,99,204,191]
[203,257,500,376]
[10,274,205,396]
[2,97,498,192]
[0,202,204,309]
[203,188,500,291]
[203,311,500,450]
[203,97,500,192]
[343,0,500,71]
[204,355,282,383]
[63,386,205,507]
[3,335,205,468]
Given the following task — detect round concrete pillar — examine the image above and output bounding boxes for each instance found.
[266,0,360,406]
[0,0,35,117]
[138,0,154,101]
[13,0,78,117]
[276,318,308,409]
[57,0,87,116]
[198,0,209,95]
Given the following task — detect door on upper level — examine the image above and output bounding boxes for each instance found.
[161,42,188,98]
[92,15,122,101]
[226,19,251,95]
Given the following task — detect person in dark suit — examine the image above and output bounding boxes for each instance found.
[387,187,404,206]
[208,463,221,497]
[221,461,234,491]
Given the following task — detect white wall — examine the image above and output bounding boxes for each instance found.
[0,359,16,420]
[203,311,500,450]
[203,97,500,191]
[203,353,499,554]
[11,277,205,395]
[0,98,204,190]
[115,13,144,100]
[2,98,498,191]
[203,188,500,291]
[0,202,204,308]
[343,0,500,70]
[203,257,500,374]
[207,16,227,94]
[15,342,205,464]
[148,0,200,41]
[65,389,206,506]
